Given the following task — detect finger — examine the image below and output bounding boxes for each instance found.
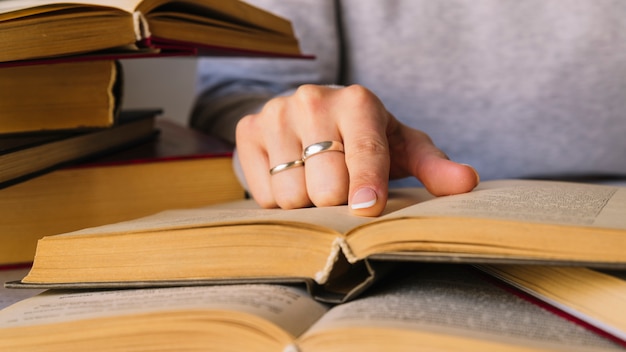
[333,87,391,217]
[342,131,390,217]
[292,85,350,207]
[255,97,312,209]
[415,153,480,196]
[268,141,310,210]
[302,140,350,207]
[235,115,276,207]
[399,128,479,195]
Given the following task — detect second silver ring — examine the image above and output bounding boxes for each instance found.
[302,140,345,161]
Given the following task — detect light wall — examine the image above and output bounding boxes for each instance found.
[120,58,198,125]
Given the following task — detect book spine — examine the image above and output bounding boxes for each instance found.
[133,11,150,41]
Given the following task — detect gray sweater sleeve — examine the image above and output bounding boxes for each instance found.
[190,0,341,143]
[191,0,626,183]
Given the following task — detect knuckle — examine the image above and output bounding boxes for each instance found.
[342,84,380,107]
[293,84,325,111]
[346,137,388,159]
[235,114,254,135]
[260,96,289,118]
[345,137,390,183]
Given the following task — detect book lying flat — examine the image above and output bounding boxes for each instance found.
[0,108,157,187]
[1,264,623,351]
[478,265,626,345]
[9,179,626,302]
[0,60,121,133]
[0,0,303,65]
[0,118,244,265]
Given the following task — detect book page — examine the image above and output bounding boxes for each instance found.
[301,264,623,351]
[382,180,626,229]
[0,284,327,338]
[0,1,141,15]
[480,265,626,343]
[56,187,430,238]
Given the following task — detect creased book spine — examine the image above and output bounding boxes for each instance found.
[132,11,150,41]
[314,238,350,284]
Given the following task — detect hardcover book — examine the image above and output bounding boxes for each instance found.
[0,0,303,65]
[0,108,156,187]
[478,265,626,345]
[0,60,121,133]
[1,264,624,351]
[10,179,626,302]
[0,118,244,265]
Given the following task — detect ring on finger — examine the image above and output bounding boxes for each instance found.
[269,159,304,175]
[302,141,344,161]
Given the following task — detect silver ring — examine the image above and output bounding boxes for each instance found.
[269,159,304,175]
[302,141,344,161]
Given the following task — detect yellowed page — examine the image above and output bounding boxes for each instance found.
[296,264,623,352]
[0,0,141,15]
[378,179,626,229]
[53,187,430,238]
[480,265,626,342]
[0,284,327,339]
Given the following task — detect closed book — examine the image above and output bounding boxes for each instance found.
[0,109,157,187]
[0,60,121,133]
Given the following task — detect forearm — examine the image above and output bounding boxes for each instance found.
[191,88,275,144]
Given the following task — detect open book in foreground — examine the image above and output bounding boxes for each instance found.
[0,0,303,65]
[1,264,624,351]
[10,179,626,302]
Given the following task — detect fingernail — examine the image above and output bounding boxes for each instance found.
[351,188,377,210]
[461,163,480,183]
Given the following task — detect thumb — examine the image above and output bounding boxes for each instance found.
[397,124,479,196]
[414,152,480,196]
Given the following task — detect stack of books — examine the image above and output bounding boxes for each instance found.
[2,1,626,351]
[0,0,305,264]
[0,0,303,133]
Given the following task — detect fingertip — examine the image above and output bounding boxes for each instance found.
[461,163,480,186]
[349,187,386,217]
[423,160,480,196]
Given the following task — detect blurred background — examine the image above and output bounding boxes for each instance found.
[121,58,198,126]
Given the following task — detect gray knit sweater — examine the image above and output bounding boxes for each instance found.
[191,0,626,184]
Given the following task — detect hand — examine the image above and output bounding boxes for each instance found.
[235,84,479,216]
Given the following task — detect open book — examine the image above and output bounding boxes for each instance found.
[1,264,624,351]
[10,179,626,302]
[0,0,302,64]
[478,265,626,345]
